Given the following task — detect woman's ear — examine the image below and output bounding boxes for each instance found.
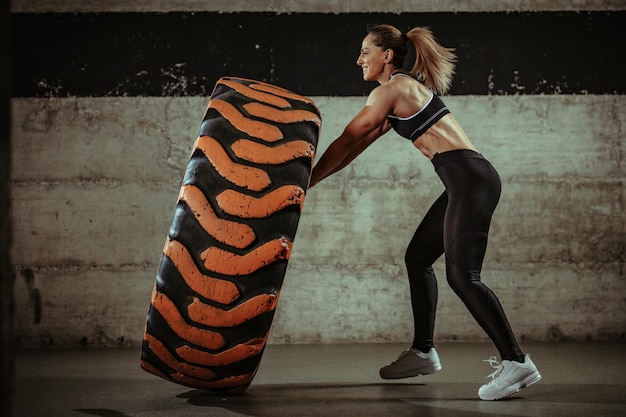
[384,49,394,63]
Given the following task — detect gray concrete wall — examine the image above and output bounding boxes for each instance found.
[11,94,625,346]
[10,0,625,12]
[9,0,626,347]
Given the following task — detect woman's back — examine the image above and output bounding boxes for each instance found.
[385,73,477,159]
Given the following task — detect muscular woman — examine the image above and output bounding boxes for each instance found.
[309,24,541,401]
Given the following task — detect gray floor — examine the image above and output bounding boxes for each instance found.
[12,341,626,417]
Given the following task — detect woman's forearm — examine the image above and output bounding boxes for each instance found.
[309,123,388,188]
[309,138,352,187]
[309,105,390,188]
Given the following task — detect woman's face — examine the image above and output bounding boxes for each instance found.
[356,34,387,82]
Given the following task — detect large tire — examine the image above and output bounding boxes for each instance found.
[141,77,321,394]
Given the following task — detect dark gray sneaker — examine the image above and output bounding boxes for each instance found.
[379,348,442,379]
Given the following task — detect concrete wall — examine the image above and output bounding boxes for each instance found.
[9,1,626,347]
[10,0,625,12]
[11,94,625,347]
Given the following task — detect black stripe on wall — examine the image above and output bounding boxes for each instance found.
[11,11,624,97]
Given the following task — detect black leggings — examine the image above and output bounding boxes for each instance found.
[405,149,524,362]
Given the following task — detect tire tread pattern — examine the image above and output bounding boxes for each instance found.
[141,77,321,393]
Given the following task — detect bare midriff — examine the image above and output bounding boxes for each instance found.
[412,113,479,159]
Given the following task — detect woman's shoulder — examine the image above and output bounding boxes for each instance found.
[389,75,432,102]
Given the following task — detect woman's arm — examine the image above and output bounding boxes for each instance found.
[309,90,393,188]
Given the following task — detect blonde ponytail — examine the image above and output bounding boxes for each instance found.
[405,27,456,95]
[367,25,456,95]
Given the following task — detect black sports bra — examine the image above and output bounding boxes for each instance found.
[387,73,450,142]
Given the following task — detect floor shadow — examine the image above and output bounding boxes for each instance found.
[176,382,626,417]
[178,382,503,417]
[73,409,133,417]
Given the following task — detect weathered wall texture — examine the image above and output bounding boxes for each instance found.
[8,0,625,347]
[10,95,625,346]
[10,0,625,12]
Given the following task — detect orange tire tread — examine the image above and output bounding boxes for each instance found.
[200,237,292,276]
[178,184,256,249]
[195,135,271,192]
[216,185,304,218]
[208,99,283,142]
[231,139,315,165]
[163,239,240,304]
[175,335,267,367]
[142,77,320,394]
[151,291,226,351]
[187,293,278,328]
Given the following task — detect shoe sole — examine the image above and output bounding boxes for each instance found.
[380,364,442,380]
[479,371,542,401]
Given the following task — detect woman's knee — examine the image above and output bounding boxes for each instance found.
[405,248,429,273]
[445,259,481,293]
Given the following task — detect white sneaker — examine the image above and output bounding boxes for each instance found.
[379,347,442,379]
[478,354,541,400]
